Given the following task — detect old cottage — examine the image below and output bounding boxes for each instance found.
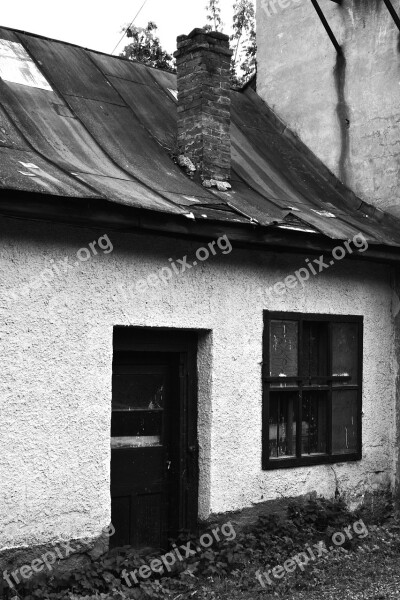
[1,0,400,567]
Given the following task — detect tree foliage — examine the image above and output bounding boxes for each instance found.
[120,21,175,72]
[120,1,256,86]
[230,0,257,87]
[204,0,224,32]
[205,0,256,87]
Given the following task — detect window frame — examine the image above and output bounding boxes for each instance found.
[262,312,363,470]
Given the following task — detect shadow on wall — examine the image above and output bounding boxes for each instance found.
[333,52,349,185]
[336,0,400,179]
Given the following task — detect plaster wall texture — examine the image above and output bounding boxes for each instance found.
[0,216,398,552]
[257,0,400,215]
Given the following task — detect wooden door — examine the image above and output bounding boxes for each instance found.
[111,351,183,549]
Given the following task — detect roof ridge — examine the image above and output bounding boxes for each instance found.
[0,24,177,76]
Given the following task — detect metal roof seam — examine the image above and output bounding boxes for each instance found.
[233,120,338,215]
[14,34,189,216]
[89,73,150,86]
[286,130,393,227]
[231,123,313,213]
[2,31,130,201]
[229,163,293,214]
[62,92,127,108]
[332,213,378,241]
[83,49,237,217]
[241,88,288,135]
[81,50,211,214]
[0,89,104,200]
[144,63,180,105]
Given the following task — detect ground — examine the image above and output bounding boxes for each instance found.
[203,523,400,599]
[12,495,400,600]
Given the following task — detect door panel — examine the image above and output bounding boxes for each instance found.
[111,496,131,547]
[111,352,180,549]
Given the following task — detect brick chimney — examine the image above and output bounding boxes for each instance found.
[174,28,233,184]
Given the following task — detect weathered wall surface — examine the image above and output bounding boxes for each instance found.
[0,216,397,554]
[257,0,400,215]
[391,267,400,502]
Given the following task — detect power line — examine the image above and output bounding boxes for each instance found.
[111,0,148,55]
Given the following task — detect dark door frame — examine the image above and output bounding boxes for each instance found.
[112,326,199,538]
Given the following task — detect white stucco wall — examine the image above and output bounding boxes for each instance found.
[0,215,398,552]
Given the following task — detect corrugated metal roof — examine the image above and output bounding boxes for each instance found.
[0,26,400,246]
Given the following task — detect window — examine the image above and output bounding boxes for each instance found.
[262,312,362,469]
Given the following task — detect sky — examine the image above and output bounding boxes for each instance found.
[0,0,242,57]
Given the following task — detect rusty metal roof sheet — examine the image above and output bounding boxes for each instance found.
[1,26,400,246]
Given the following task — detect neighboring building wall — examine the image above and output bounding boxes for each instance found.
[257,0,400,215]
[391,267,400,500]
[0,216,398,554]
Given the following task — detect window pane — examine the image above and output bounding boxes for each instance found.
[269,320,298,386]
[301,392,328,455]
[269,392,298,459]
[332,323,359,386]
[332,390,358,454]
[302,322,328,383]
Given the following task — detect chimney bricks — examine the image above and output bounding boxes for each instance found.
[174,28,233,183]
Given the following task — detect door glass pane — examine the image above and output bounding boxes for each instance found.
[269,392,298,459]
[332,390,358,454]
[332,323,359,386]
[302,322,328,384]
[112,369,167,448]
[301,392,327,455]
[112,410,162,436]
[113,373,165,410]
[269,320,298,387]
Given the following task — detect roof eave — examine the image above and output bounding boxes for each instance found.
[1,190,400,265]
